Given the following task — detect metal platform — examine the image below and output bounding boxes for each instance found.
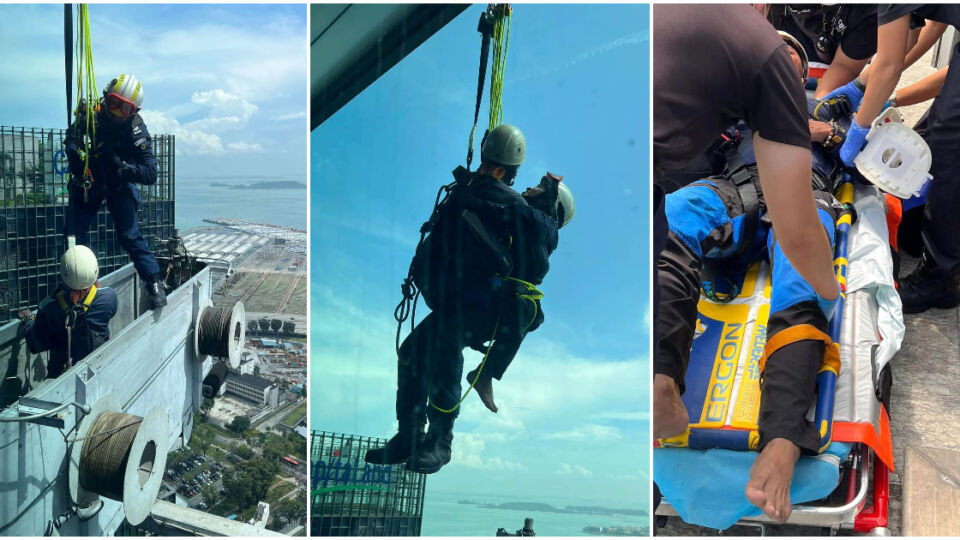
[0,263,213,535]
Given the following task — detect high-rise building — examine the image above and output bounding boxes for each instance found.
[0,126,175,322]
[311,431,426,536]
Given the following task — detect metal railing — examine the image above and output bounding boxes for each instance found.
[0,126,175,322]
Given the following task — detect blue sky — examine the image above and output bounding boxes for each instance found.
[0,4,307,179]
[311,5,651,507]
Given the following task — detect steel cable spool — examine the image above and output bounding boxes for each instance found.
[69,396,168,526]
[195,301,244,368]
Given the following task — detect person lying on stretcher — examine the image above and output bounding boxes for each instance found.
[655,32,849,523]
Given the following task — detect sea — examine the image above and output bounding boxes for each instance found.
[421,490,649,537]
[174,177,307,231]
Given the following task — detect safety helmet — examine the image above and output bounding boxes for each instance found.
[778,31,809,81]
[61,245,99,291]
[103,74,143,120]
[481,124,526,167]
[556,182,575,228]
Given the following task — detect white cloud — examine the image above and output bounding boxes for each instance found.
[541,424,625,442]
[140,109,224,156]
[452,432,528,472]
[589,410,650,422]
[186,89,259,132]
[227,142,263,153]
[557,463,594,477]
[272,112,307,121]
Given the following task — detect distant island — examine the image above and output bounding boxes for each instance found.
[457,500,646,517]
[583,525,648,536]
[210,181,305,190]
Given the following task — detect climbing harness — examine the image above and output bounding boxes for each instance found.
[466,4,512,170]
[428,276,542,413]
[394,177,457,356]
[56,285,98,370]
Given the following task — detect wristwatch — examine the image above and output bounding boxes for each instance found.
[890,92,898,107]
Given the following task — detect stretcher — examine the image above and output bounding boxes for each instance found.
[655,175,903,535]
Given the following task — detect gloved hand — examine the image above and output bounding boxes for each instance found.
[817,282,842,321]
[821,80,865,112]
[101,141,134,182]
[839,118,869,167]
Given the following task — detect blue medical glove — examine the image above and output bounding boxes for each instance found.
[839,118,869,167]
[817,282,842,321]
[822,80,865,111]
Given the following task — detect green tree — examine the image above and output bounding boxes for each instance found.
[192,427,214,456]
[253,365,261,377]
[202,484,219,508]
[228,415,251,434]
[201,398,215,419]
[234,444,254,460]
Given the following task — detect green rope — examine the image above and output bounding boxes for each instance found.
[74,5,98,179]
[488,5,511,130]
[428,276,542,414]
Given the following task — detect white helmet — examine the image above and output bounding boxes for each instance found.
[557,182,575,228]
[481,124,526,166]
[61,245,99,290]
[103,74,143,117]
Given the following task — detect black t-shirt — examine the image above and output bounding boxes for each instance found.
[654,4,810,175]
[769,4,878,73]
[879,4,960,27]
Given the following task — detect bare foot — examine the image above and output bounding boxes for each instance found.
[653,374,688,439]
[745,438,800,523]
[467,368,498,413]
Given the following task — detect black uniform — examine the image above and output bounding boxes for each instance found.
[64,113,161,281]
[23,286,118,378]
[653,4,810,370]
[399,172,557,431]
[879,4,960,274]
[768,4,878,75]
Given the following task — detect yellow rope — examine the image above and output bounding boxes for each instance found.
[488,5,511,130]
[428,276,542,413]
[74,5,98,179]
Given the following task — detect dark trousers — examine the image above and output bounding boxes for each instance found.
[396,309,497,428]
[71,186,160,280]
[653,184,668,370]
[921,41,960,273]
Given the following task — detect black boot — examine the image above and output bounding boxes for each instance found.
[365,419,426,464]
[146,276,168,309]
[408,421,454,474]
[898,252,960,314]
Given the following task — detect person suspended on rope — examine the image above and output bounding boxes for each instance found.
[366,124,565,474]
[18,245,118,380]
[63,74,167,310]
[466,173,574,413]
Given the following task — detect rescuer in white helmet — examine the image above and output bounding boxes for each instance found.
[63,73,167,310]
[19,245,118,379]
[365,124,570,475]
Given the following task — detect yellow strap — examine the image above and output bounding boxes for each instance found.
[759,324,840,375]
[57,285,98,314]
[82,285,98,310]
